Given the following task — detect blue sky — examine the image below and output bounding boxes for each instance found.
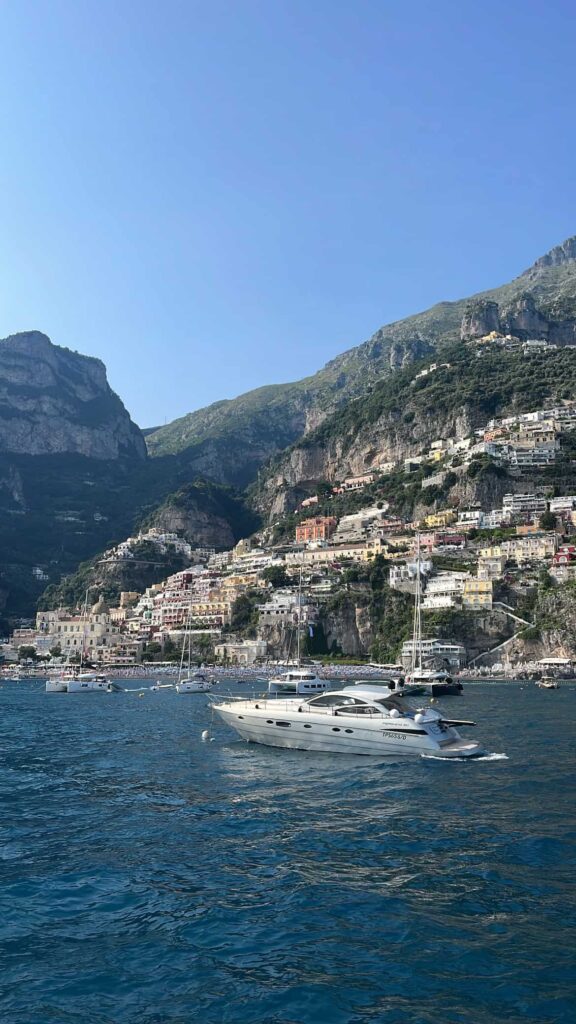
[0,0,575,427]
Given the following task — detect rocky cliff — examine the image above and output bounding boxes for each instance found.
[255,341,576,519]
[147,235,576,491]
[0,332,146,459]
[0,334,259,622]
[142,481,260,550]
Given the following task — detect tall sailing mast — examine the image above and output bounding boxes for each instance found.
[296,564,302,667]
[411,534,422,675]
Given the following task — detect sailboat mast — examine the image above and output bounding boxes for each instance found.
[411,535,422,674]
[80,588,89,671]
[296,565,302,667]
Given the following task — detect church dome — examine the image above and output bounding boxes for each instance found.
[91,593,109,615]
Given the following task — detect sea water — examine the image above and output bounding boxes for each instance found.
[0,680,574,1024]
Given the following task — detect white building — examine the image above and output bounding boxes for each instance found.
[483,508,508,529]
[549,495,576,513]
[400,638,466,669]
[421,572,471,610]
[507,444,557,467]
[214,639,268,665]
[389,561,433,591]
[456,509,484,529]
[502,494,547,516]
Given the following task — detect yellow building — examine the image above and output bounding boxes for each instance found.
[463,579,493,610]
[423,509,457,529]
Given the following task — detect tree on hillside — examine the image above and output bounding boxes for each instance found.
[18,645,37,662]
[262,565,289,588]
[539,510,557,531]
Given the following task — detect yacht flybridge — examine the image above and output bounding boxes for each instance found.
[213,688,485,758]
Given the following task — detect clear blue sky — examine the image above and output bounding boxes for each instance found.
[0,0,574,428]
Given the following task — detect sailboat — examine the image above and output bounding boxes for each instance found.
[175,603,213,693]
[46,592,122,693]
[267,568,329,696]
[405,537,463,697]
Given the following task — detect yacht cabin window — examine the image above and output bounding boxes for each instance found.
[306,694,367,708]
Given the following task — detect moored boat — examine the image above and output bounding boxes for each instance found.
[176,672,213,693]
[267,668,329,695]
[213,687,485,758]
[536,676,560,689]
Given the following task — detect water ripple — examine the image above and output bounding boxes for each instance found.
[0,680,574,1023]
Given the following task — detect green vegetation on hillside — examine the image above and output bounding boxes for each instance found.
[307,344,576,454]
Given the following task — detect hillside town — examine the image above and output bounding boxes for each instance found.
[4,408,576,673]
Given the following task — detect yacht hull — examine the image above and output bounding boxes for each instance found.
[427,681,464,697]
[45,680,68,693]
[214,703,484,758]
[176,683,213,693]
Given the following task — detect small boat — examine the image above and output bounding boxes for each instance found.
[47,672,121,693]
[175,672,213,694]
[536,677,560,689]
[213,687,485,758]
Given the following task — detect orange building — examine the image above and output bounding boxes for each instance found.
[295,517,338,544]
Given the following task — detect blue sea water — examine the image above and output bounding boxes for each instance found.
[0,679,575,1024]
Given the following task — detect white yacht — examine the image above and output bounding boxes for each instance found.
[47,672,121,693]
[175,672,213,694]
[213,687,485,758]
[67,673,121,693]
[406,667,463,696]
[268,668,329,696]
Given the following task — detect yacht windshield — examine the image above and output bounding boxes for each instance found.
[306,694,361,707]
[374,695,413,713]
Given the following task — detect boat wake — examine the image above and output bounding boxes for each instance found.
[421,751,509,762]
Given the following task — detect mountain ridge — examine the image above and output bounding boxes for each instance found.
[146,235,576,484]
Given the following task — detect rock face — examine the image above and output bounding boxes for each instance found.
[0,332,146,460]
[145,482,259,550]
[461,294,576,343]
[522,236,576,275]
[147,234,576,493]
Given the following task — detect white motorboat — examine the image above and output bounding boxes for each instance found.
[268,668,329,695]
[213,687,485,758]
[536,677,560,689]
[175,672,213,694]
